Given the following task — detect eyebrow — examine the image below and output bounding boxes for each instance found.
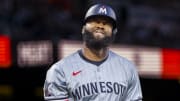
[88,18,113,24]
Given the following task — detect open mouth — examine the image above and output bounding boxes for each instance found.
[95,32,103,35]
[94,30,105,35]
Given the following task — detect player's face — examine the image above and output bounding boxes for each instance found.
[85,17,113,39]
[82,17,114,50]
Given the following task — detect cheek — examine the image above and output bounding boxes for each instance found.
[84,25,93,33]
[85,23,94,30]
[106,27,113,36]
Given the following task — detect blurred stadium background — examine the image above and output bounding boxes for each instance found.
[0,0,180,101]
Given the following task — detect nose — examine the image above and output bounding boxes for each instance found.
[96,22,104,29]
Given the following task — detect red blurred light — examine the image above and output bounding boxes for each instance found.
[162,48,180,79]
[0,35,11,68]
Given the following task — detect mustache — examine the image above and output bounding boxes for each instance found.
[82,28,113,50]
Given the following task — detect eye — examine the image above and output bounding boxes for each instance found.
[106,22,113,27]
[95,20,106,25]
[96,20,101,24]
[103,21,108,25]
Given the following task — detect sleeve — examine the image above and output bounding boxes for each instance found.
[43,63,71,101]
[124,64,143,101]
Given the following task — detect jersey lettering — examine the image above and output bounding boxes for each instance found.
[106,82,113,93]
[90,82,98,94]
[72,81,126,100]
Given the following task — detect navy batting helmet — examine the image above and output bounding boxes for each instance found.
[84,4,117,34]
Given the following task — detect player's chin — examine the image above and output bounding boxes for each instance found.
[94,36,106,41]
[89,37,112,49]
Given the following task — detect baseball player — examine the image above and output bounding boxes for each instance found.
[43,3,143,101]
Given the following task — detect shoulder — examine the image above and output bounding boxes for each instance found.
[58,50,80,65]
[109,50,138,72]
[109,50,140,81]
[109,50,133,64]
[46,51,80,75]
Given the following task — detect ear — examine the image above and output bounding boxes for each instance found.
[113,28,117,35]
[82,25,85,34]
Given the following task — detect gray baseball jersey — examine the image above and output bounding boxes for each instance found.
[43,50,143,101]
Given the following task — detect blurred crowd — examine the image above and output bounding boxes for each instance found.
[0,0,180,49]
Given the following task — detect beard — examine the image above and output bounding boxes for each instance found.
[82,28,114,50]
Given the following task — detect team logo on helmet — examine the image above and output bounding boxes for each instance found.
[98,6,107,15]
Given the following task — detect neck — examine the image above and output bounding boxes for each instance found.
[82,44,108,61]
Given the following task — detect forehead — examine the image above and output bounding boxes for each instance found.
[86,16,113,24]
